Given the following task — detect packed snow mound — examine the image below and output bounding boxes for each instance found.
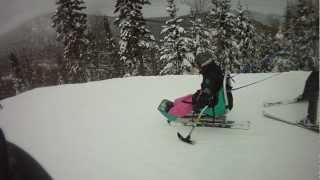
[0,71,318,180]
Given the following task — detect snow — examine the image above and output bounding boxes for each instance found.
[0,71,319,180]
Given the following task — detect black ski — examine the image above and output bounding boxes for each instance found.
[176,120,249,144]
[262,110,319,133]
[179,120,250,130]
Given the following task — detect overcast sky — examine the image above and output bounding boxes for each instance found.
[0,0,287,34]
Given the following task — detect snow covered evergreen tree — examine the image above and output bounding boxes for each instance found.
[114,0,155,76]
[103,17,122,78]
[87,16,121,80]
[147,44,161,75]
[160,0,192,75]
[52,0,90,83]
[8,53,27,94]
[284,1,295,29]
[140,41,160,75]
[189,9,212,59]
[206,0,238,72]
[283,0,319,70]
[257,33,273,72]
[234,2,259,72]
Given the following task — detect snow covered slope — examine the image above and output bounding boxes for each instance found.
[0,71,318,180]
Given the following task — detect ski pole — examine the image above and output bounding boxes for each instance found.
[177,105,208,144]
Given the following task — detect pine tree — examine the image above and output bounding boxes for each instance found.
[52,0,90,83]
[160,0,192,75]
[86,32,99,81]
[86,16,120,80]
[284,1,295,30]
[56,54,65,84]
[114,0,155,76]
[206,0,238,72]
[142,41,161,75]
[283,0,319,70]
[234,2,259,72]
[148,44,161,75]
[8,53,26,94]
[189,10,212,59]
[258,33,273,72]
[103,17,122,78]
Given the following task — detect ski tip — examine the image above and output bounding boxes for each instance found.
[177,132,194,145]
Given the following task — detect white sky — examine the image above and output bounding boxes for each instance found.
[0,0,287,34]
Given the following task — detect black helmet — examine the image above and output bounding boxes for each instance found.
[195,52,212,67]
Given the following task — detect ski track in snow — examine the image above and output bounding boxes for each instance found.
[0,71,319,180]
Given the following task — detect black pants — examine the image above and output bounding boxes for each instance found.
[192,90,215,113]
[307,98,318,124]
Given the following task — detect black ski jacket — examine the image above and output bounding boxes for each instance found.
[192,61,224,111]
[199,61,224,97]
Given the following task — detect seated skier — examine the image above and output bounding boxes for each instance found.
[192,52,224,114]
